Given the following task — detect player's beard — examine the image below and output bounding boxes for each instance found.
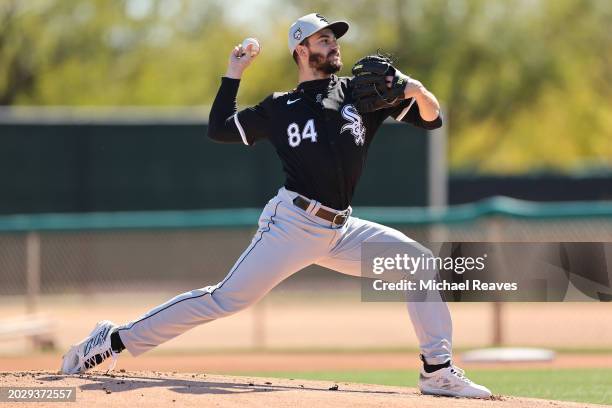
[308,49,342,74]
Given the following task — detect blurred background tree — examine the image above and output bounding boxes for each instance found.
[1,0,610,173]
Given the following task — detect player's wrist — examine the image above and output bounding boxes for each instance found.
[404,80,425,98]
[394,70,421,98]
[225,66,244,79]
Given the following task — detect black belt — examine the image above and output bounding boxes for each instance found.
[292,196,350,226]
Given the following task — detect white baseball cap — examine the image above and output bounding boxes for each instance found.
[288,13,349,55]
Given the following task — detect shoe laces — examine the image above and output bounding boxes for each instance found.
[449,366,471,383]
[82,347,117,373]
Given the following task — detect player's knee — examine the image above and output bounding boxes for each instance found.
[377,227,414,244]
[209,288,258,317]
[420,247,435,260]
[374,227,436,261]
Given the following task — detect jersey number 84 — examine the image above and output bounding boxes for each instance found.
[288,119,317,147]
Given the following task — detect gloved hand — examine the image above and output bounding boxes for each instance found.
[351,54,409,112]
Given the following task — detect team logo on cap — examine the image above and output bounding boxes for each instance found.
[316,13,329,23]
[293,27,302,40]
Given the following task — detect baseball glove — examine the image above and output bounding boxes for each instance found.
[351,54,407,112]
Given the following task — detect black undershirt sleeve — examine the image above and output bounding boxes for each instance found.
[207,77,244,144]
[207,77,271,145]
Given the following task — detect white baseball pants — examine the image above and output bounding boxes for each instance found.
[117,187,452,364]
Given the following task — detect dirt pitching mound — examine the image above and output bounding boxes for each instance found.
[0,371,605,408]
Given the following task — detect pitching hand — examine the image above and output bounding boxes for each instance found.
[226,43,261,79]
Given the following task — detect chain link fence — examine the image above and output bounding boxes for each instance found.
[2,215,611,296]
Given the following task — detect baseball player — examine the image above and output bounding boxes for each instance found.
[61,13,491,399]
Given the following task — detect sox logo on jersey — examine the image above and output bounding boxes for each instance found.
[341,104,366,146]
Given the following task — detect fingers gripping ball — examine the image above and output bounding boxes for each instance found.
[351,55,408,113]
[241,38,261,57]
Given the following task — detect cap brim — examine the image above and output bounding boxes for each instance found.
[305,20,349,43]
[327,21,349,40]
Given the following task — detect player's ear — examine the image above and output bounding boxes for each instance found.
[297,44,308,58]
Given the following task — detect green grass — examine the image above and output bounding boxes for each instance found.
[236,368,612,405]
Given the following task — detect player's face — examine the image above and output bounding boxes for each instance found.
[306,29,342,74]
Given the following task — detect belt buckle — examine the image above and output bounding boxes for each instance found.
[332,211,349,227]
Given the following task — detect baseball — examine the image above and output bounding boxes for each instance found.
[241,37,260,57]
